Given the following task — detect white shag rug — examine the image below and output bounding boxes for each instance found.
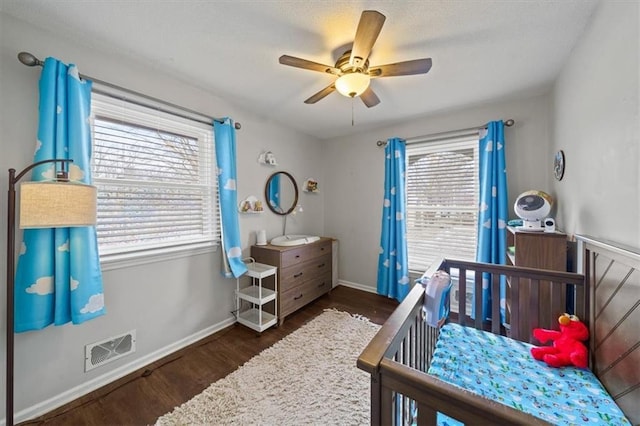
[155,309,381,426]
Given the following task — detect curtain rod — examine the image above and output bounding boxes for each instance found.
[376,119,514,147]
[17,52,241,130]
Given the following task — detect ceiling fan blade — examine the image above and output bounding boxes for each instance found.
[304,83,336,104]
[349,10,386,69]
[279,55,341,75]
[369,58,433,78]
[360,87,380,108]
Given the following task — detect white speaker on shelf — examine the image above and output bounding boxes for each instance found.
[544,217,556,233]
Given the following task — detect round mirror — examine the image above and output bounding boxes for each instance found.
[265,171,299,215]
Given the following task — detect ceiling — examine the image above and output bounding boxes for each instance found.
[1,0,599,140]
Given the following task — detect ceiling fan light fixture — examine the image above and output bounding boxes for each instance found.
[279,10,431,107]
[335,72,370,98]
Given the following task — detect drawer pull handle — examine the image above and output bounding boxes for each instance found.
[294,294,303,300]
[294,272,304,278]
[317,263,325,268]
[295,255,301,258]
[318,282,326,288]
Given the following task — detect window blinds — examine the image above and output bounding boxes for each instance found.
[406,137,479,272]
[91,95,219,256]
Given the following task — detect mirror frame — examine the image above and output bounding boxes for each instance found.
[264,171,299,216]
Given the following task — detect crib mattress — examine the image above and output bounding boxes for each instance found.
[427,323,630,425]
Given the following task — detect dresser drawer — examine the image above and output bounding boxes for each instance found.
[281,240,331,268]
[279,253,331,291]
[280,272,332,317]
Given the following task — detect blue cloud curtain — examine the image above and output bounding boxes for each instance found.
[214,118,247,278]
[14,57,105,332]
[377,138,410,302]
[476,120,508,322]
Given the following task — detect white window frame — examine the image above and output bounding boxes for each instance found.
[405,135,479,273]
[91,92,219,270]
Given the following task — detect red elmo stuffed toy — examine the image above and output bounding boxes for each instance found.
[530,313,589,368]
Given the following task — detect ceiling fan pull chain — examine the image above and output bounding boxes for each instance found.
[351,97,355,126]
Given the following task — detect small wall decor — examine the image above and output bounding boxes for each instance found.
[554,150,565,181]
[257,151,277,166]
[303,178,319,193]
[238,195,264,214]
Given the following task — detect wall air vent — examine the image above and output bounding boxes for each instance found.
[85,330,136,372]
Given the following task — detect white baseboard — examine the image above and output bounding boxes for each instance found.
[11,316,236,425]
[337,279,377,294]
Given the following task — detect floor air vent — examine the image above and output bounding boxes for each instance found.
[85,330,136,372]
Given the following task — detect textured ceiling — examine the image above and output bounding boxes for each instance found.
[1,0,599,140]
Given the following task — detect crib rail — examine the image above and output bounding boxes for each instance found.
[445,258,587,341]
[357,258,587,426]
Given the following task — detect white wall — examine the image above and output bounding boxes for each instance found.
[551,1,639,248]
[323,93,554,289]
[0,13,324,421]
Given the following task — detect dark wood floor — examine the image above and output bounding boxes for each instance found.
[21,286,398,426]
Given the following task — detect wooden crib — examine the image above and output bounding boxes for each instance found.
[357,236,639,425]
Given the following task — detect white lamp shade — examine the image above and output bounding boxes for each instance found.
[335,73,371,98]
[19,181,97,228]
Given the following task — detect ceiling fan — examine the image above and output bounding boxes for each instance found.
[279,10,432,108]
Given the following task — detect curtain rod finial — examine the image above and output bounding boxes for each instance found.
[505,119,515,127]
[18,52,43,67]
[234,122,241,130]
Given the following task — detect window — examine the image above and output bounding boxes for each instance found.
[91,93,219,262]
[406,135,479,272]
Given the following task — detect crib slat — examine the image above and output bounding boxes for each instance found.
[413,320,417,367]
[408,318,413,370]
[415,315,422,372]
[510,276,520,340]
[474,270,483,329]
[551,280,564,321]
[529,279,540,343]
[575,279,587,321]
[458,267,467,323]
[422,318,427,372]
[492,274,501,334]
[421,318,428,371]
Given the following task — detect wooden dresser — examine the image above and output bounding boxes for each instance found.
[506,226,567,271]
[506,226,567,333]
[251,237,332,325]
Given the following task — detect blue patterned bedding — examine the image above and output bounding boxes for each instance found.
[427,323,630,425]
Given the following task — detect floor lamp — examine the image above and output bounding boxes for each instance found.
[6,159,97,426]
